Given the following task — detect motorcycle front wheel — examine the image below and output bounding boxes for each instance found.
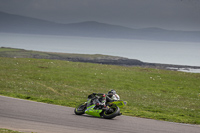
[74,103,86,115]
[102,106,120,119]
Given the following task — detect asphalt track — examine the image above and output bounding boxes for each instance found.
[0,95,199,133]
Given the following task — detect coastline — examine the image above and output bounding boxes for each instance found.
[1,47,200,73]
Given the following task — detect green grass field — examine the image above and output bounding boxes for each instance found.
[0,128,23,133]
[0,56,200,124]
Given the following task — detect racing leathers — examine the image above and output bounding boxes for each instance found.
[87,93,120,109]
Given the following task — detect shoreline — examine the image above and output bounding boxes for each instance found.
[1,47,200,73]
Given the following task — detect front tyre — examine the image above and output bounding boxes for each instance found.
[74,103,86,115]
[103,106,120,119]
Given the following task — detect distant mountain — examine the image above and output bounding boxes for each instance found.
[1,11,200,42]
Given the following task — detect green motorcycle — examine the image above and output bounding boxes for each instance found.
[74,94,127,119]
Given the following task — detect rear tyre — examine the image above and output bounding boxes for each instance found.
[103,106,120,119]
[74,103,86,115]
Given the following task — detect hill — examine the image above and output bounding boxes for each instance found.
[1,11,200,42]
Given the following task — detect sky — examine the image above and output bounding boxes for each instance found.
[0,0,200,31]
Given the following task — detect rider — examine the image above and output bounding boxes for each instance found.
[107,89,120,101]
[106,89,122,115]
[87,89,120,109]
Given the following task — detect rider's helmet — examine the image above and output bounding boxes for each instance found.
[108,89,116,98]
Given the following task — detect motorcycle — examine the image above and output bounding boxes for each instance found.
[74,93,127,119]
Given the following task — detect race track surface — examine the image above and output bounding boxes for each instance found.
[0,95,199,133]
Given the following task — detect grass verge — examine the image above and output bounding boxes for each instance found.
[0,57,200,124]
[0,128,23,133]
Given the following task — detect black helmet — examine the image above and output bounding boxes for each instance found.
[108,90,116,98]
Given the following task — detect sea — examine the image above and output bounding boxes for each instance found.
[0,33,200,73]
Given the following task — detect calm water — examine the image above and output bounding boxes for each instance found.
[0,33,200,67]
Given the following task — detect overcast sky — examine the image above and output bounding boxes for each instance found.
[0,0,200,31]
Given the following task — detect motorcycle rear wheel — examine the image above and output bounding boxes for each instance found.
[103,106,120,119]
[74,103,86,115]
